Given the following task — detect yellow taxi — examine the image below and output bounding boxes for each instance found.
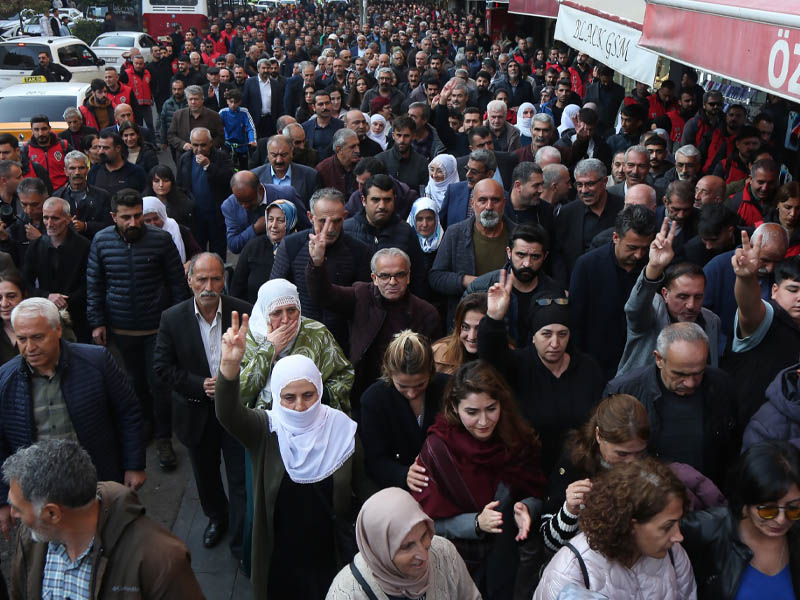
[0,81,90,143]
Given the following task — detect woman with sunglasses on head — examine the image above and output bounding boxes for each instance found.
[682,440,800,599]
[477,269,605,473]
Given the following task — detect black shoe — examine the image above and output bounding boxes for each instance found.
[156,439,177,471]
[203,520,227,548]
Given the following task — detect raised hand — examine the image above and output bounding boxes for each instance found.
[486,268,514,320]
[308,218,332,267]
[732,230,761,279]
[220,311,249,379]
[645,217,677,279]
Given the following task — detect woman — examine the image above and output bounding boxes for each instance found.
[431,293,487,375]
[348,76,370,113]
[82,134,101,164]
[119,121,159,175]
[344,70,357,97]
[557,104,581,136]
[0,271,24,365]
[142,196,200,265]
[296,84,317,122]
[406,198,443,272]
[326,487,481,599]
[412,360,545,598]
[359,331,449,490]
[423,154,458,211]
[534,457,696,599]
[516,102,535,147]
[766,182,800,255]
[368,114,389,150]
[239,278,353,412]
[682,440,800,599]
[144,165,195,227]
[216,324,371,600]
[232,199,298,305]
[542,394,726,554]
[329,86,348,119]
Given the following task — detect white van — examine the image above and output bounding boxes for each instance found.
[0,37,105,92]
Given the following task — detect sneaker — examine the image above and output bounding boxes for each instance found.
[156,438,177,470]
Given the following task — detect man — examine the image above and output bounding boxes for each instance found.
[24,116,70,191]
[604,322,737,485]
[681,203,738,267]
[4,440,203,597]
[0,133,51,193]
[375,116,429,193]
[154,253,250,556]
[646,80,678,120]
[682,90,727,175]
[485,99,521,152]
[655,144,703,203]
[553,158,624,283]
[506,162,554,238]
[282,122,317,167]
[0,297,146,535]
[565,108,612,171]
[221,170,306,254]
[466,223,563,347]
[582,66,625,137]
[657,180,699,254]
[316,128,361,199]
[168,85,225,155]
[516,113,558,164]
[724,237,800,424]
[570,204,657,380]
[342,174,428,298]
[455,126,519,190]
[54,150,112,240]
[541,163,571,217]
[713,125,762,186]
[58,107,98,152]
[21,197,91,341]
[667,88,698,146]
[301,90,344,161]
[173,54,204,87]
[87,132,146,196]
[344,109,383,158]
[704,222,788,341]
[283,61,318,119]
[87,189,189,469]
[30,51,71,82]
[725,158,780,227]
[0,160,22,222]
[609,151,626,186]
[618,218,721,376]
[78,79,116,134]
[0,178,46,268]
[407,102,444,161]
[496,61,532,111]
[242,58,285,139]
[99,103,156,146]
[251,134,320,208]
[608,145,651,198]
[473,70,494,114]
[124,54,156,130]
[306,244,439,415]
[606,103,647,156]
[202,66,232,112]
[694,175,728,208]
[431,178,515,323]
[545,79,573,128]
[159,79,188,152]
[360,67,406,116]
[441,149,499,229]
[644,134,671,181]
[103,67,139,119]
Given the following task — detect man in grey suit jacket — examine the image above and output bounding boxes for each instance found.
[607,145,652,199]
[250,134,321,208]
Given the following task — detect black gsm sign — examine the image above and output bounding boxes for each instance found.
[573,18,633,63]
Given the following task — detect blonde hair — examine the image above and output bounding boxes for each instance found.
[380,330,435,383]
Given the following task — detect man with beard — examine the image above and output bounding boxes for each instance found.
[158,79,187,155]
[359,67,406,116]
[618,217,721,376]
[23,116,71,191]
[607,103,648,156]
[441,148,498,229]
[123,55,156,131]
[375,116,429,192]
[682,90,727,174]
[53,151,112,240]
[344,109,382,157]
[713,125,761,186]
[146,46,175,112]
[87,189,189,468]
[473,70,493,114]
[569,204,657,380]
[507,161,554,239]
[301,91,344,161]
[667,88,697,147]
[644,133,671,179]
[680,203,738,267]
[467,222,562,347]
[79,80,116,132]
[30,51,71,83]
[241,58,284,139]
[87,132,146,196]
[431,178,515,324]
[725,158,780,227]
[653,144,703,202]
[515,113,558,164]
[232,65,248,89]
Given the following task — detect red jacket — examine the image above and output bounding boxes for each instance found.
[646,93,677,120]
[106,82,134,108]
[206,34,227,56]
[667,109,686,143]
[124,65,153,106]
[718,154,749,185]
[24,133,70,189]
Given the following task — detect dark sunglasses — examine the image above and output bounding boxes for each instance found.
[756,503,800,521]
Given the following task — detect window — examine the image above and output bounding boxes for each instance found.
[57,44,99,68]
[0,96,77,123]
[148,0,198,6]
[93,35,136,47]
[0,44,48,70]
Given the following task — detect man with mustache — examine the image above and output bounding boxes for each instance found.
[87,132,146,197]
[153,253,251,554]
[87,189,190,471]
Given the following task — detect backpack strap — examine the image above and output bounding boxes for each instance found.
[565,542,590,589]
[349,561,380,600]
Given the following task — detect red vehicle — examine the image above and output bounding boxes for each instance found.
[142,0,210,38]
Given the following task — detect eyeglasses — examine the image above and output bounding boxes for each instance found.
[375,271,408,281]
[535,298,569,306]
[756,503,800,521]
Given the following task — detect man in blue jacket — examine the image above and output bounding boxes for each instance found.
[0,298,145,539]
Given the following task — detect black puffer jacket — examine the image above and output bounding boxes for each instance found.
[87,224,190,330]
[681,506,800,599]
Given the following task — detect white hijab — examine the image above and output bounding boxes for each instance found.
[423,153,458,211]
[407,197,444,253]
[558,104,581,135]
[367,114,389,150]
[516,102,535,138]
[249,279,301,345]
[267,355,357,484]
[143,196,186,263]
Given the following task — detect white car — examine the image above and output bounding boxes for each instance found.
[0,37,105,91]
[91,31,157,65]
[254,0,297,11]
[0,81,91,143]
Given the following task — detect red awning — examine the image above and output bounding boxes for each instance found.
[640,0,800,102]
[508,0,558,18]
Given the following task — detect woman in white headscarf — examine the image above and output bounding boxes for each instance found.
[142,196,193,263]
[216,327,373,600]
[558,104,581,136]
[368,114,389,150]
[516,102,535,147]
[239,278,354,412]
[327,487,481,599]
[423,154,458,211]
[406,197,444,271]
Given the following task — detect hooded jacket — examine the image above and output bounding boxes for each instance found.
[10,482,204,599]
[743,362,800,450]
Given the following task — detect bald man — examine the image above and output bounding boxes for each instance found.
[694,175,727,208]
[99,103,156,146]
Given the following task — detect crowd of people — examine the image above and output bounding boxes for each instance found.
[0,0,799,598]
